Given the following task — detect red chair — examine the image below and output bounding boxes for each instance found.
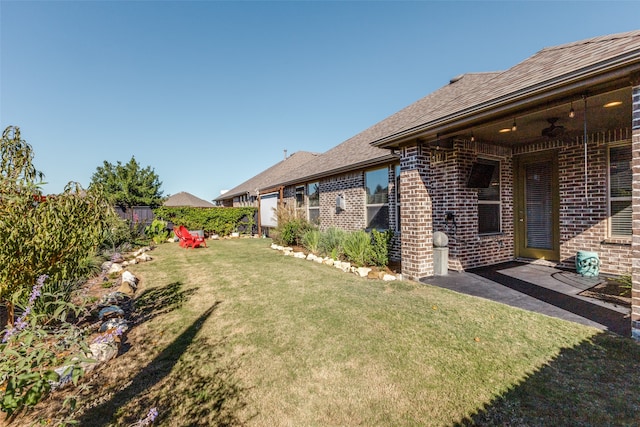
[174,225,207,249]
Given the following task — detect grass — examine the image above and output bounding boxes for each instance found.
[29,239,640,426]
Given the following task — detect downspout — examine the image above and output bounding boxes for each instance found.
[583,94,589,202]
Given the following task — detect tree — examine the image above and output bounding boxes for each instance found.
[0,126,114,323]
[89,156,164,219]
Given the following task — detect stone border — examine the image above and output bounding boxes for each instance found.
[270,244,402,281]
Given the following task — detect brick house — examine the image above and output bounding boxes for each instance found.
[217,30,640,339]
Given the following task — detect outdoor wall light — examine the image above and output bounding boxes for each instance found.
[569,101,575,118]
[511,118,517,132]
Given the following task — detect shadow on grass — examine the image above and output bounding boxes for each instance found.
[75,302,248,426]
[455,332,640,426]
[132,281,198,325]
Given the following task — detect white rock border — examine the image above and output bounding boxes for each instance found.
[270,243,402,281]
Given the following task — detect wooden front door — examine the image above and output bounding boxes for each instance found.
[515,152,560,261]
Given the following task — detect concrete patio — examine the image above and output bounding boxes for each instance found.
[421,261,631,337]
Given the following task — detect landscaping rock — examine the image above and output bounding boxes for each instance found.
[356,267,372,277]
[293,252,306,258]
[323,258,334,266]
[136,253,152,262]
[117,281,136,296]
[98,291,129,307]
[98,306,125,320]
[89,341,119,363]
[100,318,130,333]
[382,274,397,281]
[107,263,124,275]
[121,271,138,288]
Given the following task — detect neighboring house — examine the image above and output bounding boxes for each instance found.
[218,30,640,339]
[164,191,215,208]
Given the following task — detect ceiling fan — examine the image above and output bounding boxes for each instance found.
[541,117,565,138]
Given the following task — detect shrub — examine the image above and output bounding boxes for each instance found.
[145,218,170,245]
[154,206,256,236]
[271,204,314,246]
[1,276,90,421]
[301,229,320,253]
[343,230,373,267]
[370,229,394,267]
[318,227,346,259]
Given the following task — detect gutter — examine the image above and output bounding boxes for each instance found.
[258,153,399,193]
[371,50,640,148]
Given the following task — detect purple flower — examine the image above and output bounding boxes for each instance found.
[92,325,126,344]
[134,407,158,426]
[2,275,48,342]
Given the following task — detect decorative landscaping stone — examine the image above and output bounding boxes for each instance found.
[98,306,125,320]
[98,291,129,307]
[50,365,75,390]
[293,252,306,258]
[89,341,119,363]
[121,271,138,288]
[136,253,153,262]
[356,267,371,277]
[382,274,397,281]
[99,318,130,333]
[107,263,124,275]
[323,258,334,266]
[118,281,136,296]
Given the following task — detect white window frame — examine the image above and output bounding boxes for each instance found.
[307,181,320,224]
[365,167,390,230]
[608,141,632,238]
[395,164,401,232]
[477,158,501,235]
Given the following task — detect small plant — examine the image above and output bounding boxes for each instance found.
[319,227,345,259]
[370,229,394,267]
[1,276,91,421]
[301,229,320,253]
[343,230,373,266]
[145,219,170,245]
[616,273,632,295]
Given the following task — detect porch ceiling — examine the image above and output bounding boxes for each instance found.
[440,86,632,147]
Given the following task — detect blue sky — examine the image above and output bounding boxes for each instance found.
[1,1,638,202]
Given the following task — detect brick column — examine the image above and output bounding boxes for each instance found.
[632,77,640,340]
[400,143,433,279]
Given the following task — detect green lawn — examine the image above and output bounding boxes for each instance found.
[54,239,640,426]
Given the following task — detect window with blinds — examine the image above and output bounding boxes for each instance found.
[477,159,501,234]
[609,144,632,237]
[525,162,553,249]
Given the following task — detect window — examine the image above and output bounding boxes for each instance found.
[295,186,305,208]
[395,164,401,232]
[366,167,389,229]
[307,182,320,224]
[609,144,632,237]
[477,159,501,234]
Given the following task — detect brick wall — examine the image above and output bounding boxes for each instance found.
[429,141,514,271]
[399,144,433,279]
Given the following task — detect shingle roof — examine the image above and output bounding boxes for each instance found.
[164,191,215,207]
[215,151,320,201]
[272,72,499,187]
[220,30,640,194]
[372,30,640,145]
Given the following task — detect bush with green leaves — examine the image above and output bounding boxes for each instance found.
[154,206,256,236]
[343,230,373,267]
[318,227,346,259]
[0,126,115,316]
[370,229,394,267]
[145,218,170,245]
[1,276,91,422]
[301,229,320,253]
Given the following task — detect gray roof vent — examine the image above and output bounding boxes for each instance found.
[449,74,464,84]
